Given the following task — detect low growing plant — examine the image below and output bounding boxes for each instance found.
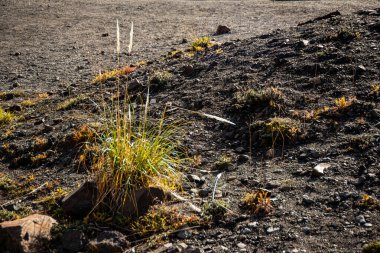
[241,190,272,215]
[0,107,13,125]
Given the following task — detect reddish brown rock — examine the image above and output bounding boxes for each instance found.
[0,214,57,253]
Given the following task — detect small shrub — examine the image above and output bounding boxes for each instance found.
[241,190,272,215]
[0,107,13,125]
[191,37,213,52]
[0,90,25,100]
[132,205,200,236]
[149,71,173,86]
[167,49,183,59]
[363,242,380,253]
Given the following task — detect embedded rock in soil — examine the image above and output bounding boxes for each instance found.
[87,230,130,253]
[62,229,87,253]
[0,214,57,253]
[62,181,98,218]
[215,25,231,35]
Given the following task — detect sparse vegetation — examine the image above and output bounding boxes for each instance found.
[235,87,283,110]
[91,66,136,84]
[0,173,17,192]
[241,190,272,215]
[149,71,173,86]
[334,96,352,109]
[191,37,213,52]
[250,117,304,147]
[214,155,233,170]
[132,204,200,236]
[0,107,13,124]
[0,209,20,222]
[57,94,88,110]
[357,194,380,210]
[0,90,25,100]
[203,200,229,222]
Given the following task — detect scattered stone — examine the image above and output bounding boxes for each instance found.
[248,222,258,228]
[237,242,246,249]
[302,195,314,205]
[181,38,188,44]
[188,174,201,183]
[177,229,192,239]
[181,65,196,77]
[302,226,311,235]
[62,229,87,253]
[101,33,109,37]
[87,230,130,253]
[0,214,57,253]
[364,223,373,227]
[356,215,366,225]
[357,64,366,73]
[215,25,231,35]
[312,163,331,176]
[152,243,174,253]
[199,188,210,198]
[266,226,280,234]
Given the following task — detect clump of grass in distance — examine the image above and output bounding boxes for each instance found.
[251,117,304,147]
[214,155,233,170]
[357,194,380,210]
[0,107,13,125]
[91,96,183,213]
[132,205,200,236]
[149,71,173,86]
[57,94,88,111]
[334,96,352,109]
[235,87,283,110]
[91,66,136,84]
[191,37,213,52]
[241,190,272,215]
[0,173,17,192]
[202,200,229,222]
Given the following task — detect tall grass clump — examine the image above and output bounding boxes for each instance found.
[91,95,183,211]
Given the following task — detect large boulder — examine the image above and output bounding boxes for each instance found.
[0,214,57,253]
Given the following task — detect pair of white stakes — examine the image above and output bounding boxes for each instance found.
[116,20,134,55]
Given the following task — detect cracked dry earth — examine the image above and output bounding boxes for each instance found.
[1,0,380,253]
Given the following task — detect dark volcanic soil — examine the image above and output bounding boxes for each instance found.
[1,1,380,253]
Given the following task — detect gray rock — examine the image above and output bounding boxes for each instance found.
[240,227,251,234]
[248,222,258,228]
[364,223,373,227]
[237,243,246,249]
[199,188,210,198]
[177,229,192,239]
[302,227,311,235]
[302,195,314,205]
[356,215,366,225]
